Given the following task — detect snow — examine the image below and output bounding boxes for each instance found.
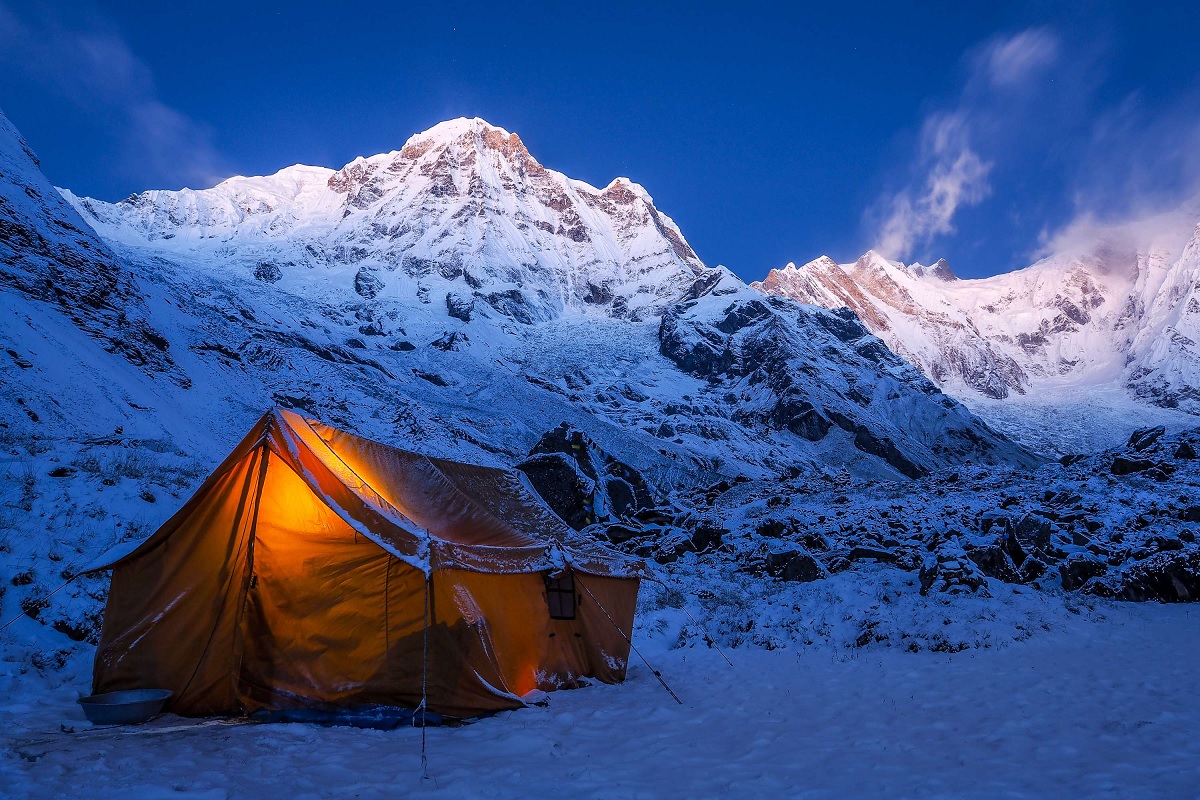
[962,385,1200,456]
[3,601,1198,798]
[63,115,706,322]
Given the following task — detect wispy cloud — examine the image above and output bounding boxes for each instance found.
[980,27,1060,89]
[870,27,1060,261]
[875,113,993,259]
[0,2,229,191]
[1036,89,1200,259]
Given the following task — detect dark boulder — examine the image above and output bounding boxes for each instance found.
[691,520,727,553]
[601,523,643,545]
[1111,456,1156,476]
[1019,557,1048,583]
[964,544,1021,584]
[520,423,658,530]
[517,452,595,530]
[1148,535,1184,553]
[1127,426,1166,451]
[920,537,989,596]
[1013,515,1048,556]
[1175,440,1197,459]
[978,511,1012,536]
[604,477,637,517]
[1181,506,1200,523]
[1059,554,1108,591]
[1117,550,1200,602]
[764,549,827,583]
[848,546,900,564]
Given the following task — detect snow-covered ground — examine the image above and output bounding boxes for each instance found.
[962,385,1200,456]
[2,597,1197,799]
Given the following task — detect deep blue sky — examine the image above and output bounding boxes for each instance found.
[2,1,1199,280]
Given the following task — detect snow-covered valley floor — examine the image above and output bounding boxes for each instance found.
[3,601,1197,800]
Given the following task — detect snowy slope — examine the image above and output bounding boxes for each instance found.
[754,231,1200,417]
[3,111,1200,800]
[52,115,1030,482]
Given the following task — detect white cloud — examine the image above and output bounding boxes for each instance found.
[875,114,993,260]
[0,2,228,191]
[870,28,1059,261]
[981,27,1059,89]
[1036,204,1200,265]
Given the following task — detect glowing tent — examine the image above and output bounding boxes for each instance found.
[88,409,645,719]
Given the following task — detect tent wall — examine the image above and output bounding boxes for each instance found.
[237,454,418,710]
[93,447,267,714]
[436,571,639,699]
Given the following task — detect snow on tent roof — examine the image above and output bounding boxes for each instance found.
[85,408,646,578]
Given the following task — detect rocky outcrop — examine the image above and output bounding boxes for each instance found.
[753,235,1200,416]
[0,109,184,384]
[659,270,1038,479]
[68,117,707,323]
[518,423,657,530]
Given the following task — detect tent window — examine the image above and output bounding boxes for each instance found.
[545,572,576,620]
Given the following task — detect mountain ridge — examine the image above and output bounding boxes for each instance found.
[23,112,1035,484]
[754,233,1200,414]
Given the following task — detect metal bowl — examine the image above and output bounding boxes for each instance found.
[77,689,173,725]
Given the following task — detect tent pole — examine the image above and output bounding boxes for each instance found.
[576,575,683,705]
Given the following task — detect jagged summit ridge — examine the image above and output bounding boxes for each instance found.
[66,117,704,322]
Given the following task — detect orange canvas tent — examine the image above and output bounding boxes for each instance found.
[87,409,645,719]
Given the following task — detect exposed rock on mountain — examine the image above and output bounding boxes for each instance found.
[65,118,706,322]
[660,269,1036,477]
[0,113,1053,651]
[52,116,1028,482]
[518,422,658,530]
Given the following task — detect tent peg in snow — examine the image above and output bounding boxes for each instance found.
[84,409,648,720]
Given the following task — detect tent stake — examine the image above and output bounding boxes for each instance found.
[576,576,682,705]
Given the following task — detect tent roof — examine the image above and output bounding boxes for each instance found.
[86,408,647,579]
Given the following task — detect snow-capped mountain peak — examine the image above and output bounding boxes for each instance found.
[755,231,1200,412]
[67,117,705,322]
[909,258,958,282]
